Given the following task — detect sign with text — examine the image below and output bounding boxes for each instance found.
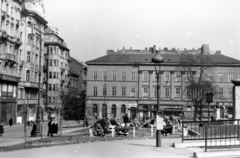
[156,111,164,130]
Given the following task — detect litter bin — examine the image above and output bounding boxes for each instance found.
[0,125,4,136]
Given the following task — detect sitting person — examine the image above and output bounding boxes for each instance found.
[142,118,151,128]
[95,123,104,137]
[110,118,119,126]
[161,122,173,136]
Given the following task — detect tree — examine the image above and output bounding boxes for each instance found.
[46,89,85,136]
[179,53,218,121]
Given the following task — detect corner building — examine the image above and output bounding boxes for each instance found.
[43,26,70,116]
[17,0,47,123]
[86,45,240,122]
[0,0,23,125]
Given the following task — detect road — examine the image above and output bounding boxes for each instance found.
[0,138,193,158]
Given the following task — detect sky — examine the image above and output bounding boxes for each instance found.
[44,0,240,62]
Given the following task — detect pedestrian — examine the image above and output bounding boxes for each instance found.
[9,118,13,127]
[51,121,56,137]
[85,116,89,127]
[47,119,52,136]
[123,114,129,127]
[0,123,4,136]
[30,122,36,137]
[54,120,59,136]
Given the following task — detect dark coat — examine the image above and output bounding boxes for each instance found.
[123,115,129,123]
[9,118,13,126]
[31,124,36,136]
[0,125,4,134]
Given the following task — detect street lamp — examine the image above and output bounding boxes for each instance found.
[35,33,43,137]
[151,53,164,147]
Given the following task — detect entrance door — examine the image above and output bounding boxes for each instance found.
[1,103,7,125]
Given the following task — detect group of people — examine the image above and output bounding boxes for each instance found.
[47,120,59,137]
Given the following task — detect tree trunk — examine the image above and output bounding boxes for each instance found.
[193,102,198,121]
[59,113,63,137]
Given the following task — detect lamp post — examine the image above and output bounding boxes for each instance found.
[151,53,164,147]
[35,33,42,137]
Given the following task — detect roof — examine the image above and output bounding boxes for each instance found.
[69,57,83,76]
[86,53,240,65]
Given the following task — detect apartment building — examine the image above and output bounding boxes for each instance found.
[0,0,23,125]
[85,45,240,122]
[16,0,47,124]
[43,26,70,116]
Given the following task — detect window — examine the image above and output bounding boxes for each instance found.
[164,87,170,98]
[103,72,108,80]
[53,72,56,79]
[131,87,136,97]
[175,87,181,98]
[228,74,233,82]
[112,87,117,96]
[113,72,117,81]
[218,88,223,98]
[49,59,52,66]
[27,51,31,62]
[218,74,223,82]
[112,104,116,118]
[175,72,181,82]
[143,72,148,81]
[26,70,30,82]
[93,104,98,114]
[49,72,52,78]
[93,72,97,80]
[122,87,126,96]
[131,72,136,81]
[103,86,107,96]
[93,87,97,96]
[54,60,57,66]
[143,87,148,97]
[228,88,232,98]
[165,72,170,82]
[53,84,56,91]
[49,84,52,91]
[122,72,127,81]
[187,89,191,99]
[121,104,126,114]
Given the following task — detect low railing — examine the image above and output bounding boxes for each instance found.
[182,119,240,142]
[205,124,240,152]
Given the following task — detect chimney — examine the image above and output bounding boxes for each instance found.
[192,48,195,50]
[107,50,114,54]
[164,47,168,50]
[159,47,161,51]
[215,50,221,55]
[184,48,187,50]
[172,47,175,50]
[153,45,156,53]
[123,46,125,50]
[130,47,132,50]
[145,47,148,50]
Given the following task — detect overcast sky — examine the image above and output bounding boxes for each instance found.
[44,0,240,62]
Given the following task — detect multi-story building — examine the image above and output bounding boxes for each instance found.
[0,0,23,125]
[69,57,87,94]
[85,45,240,122]
[17,0,47,123]
[43,26,70,117]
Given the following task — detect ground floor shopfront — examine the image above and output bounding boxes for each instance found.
[85,99,233,122]
[0,74,20,125]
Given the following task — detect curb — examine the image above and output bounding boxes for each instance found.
[194,150,240,158]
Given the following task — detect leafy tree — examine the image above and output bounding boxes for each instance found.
[179,53,218,121]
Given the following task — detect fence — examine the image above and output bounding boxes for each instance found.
[205,124,240,152]
[182,119,240,142]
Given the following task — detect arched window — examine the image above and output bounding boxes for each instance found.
[121,104,126,114]
[93,104,98,115]
[112,104,116,118]
[102,104,107,118]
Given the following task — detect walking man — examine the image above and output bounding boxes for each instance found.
[123,114,129,127]
[9,118,13,127]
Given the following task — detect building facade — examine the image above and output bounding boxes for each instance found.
[69,57,87,95]
[17,0,47,124]
[85,45,240,122]
[43,26,70,117]
[0,0,23,125]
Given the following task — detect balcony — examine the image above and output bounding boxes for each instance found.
[5,53,17,63]
[1,30,7,38]
[16,19,20,28]
[43,65,48,72]
[1,11,6,20]
[61,68,65,74]
[19,60,24,68]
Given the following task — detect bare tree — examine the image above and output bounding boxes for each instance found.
[179,53,218,121]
